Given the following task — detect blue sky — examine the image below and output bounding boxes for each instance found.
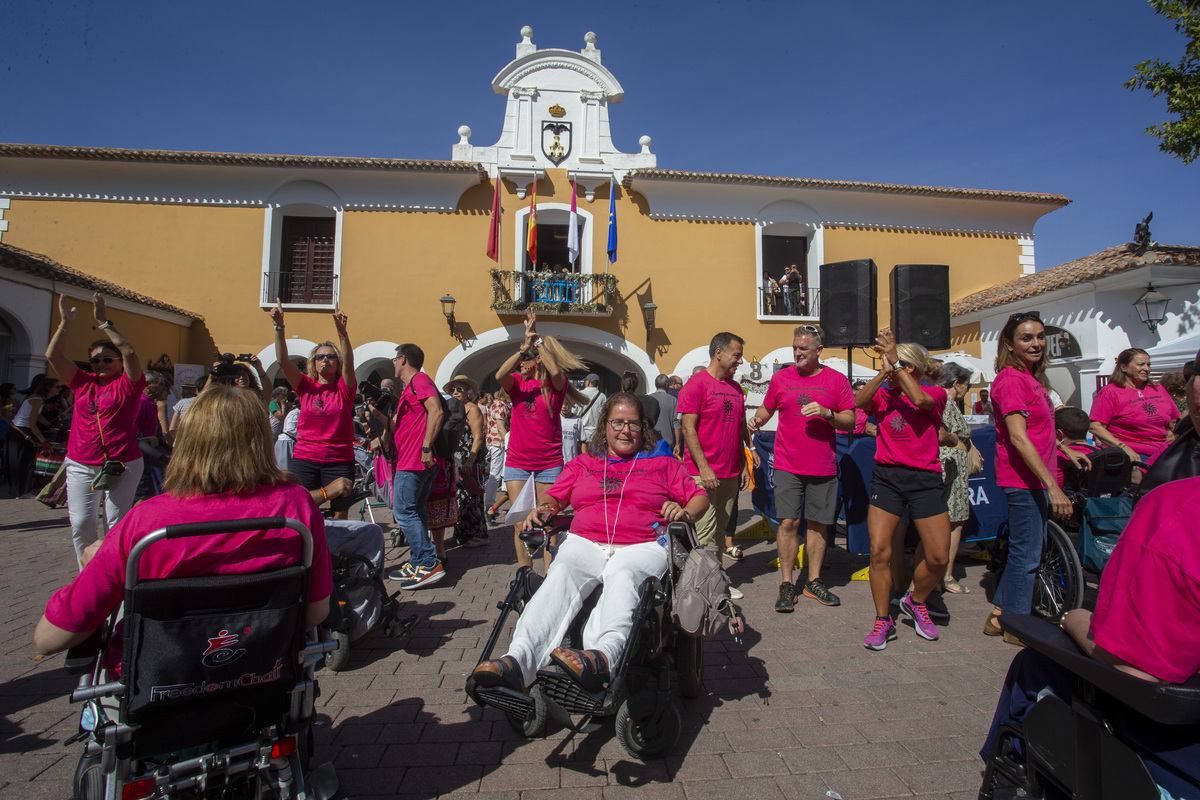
[2,0,1195,271]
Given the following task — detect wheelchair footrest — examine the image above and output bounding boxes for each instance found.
[472,684,536,719]
[536,668,606,716]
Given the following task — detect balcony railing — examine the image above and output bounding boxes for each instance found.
[263,271,339,307]
[761,287,819,318]
[490,270,618,316]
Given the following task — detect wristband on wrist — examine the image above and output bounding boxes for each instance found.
[98,321,113,330]
[274,325,284,332]
[320,487,328,503]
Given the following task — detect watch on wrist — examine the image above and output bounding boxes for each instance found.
[893,359,908,370]
[421,446,432,453]
[98,320,113,330]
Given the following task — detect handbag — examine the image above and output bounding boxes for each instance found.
[34,444,66,478]
[458,460,486,496]
[966,444,984,477]
[89,407,126,492]
[669,546,736,639]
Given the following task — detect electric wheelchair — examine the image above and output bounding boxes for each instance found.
[465,518,724,760]
[979,614,1200,800]
[62,517,340,800]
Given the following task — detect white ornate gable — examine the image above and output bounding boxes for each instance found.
[452,27,655,201]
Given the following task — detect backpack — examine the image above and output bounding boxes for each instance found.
[670,547,735,639]
[403,380,466,463]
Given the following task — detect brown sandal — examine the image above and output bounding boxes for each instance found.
[549,647,610,692]
[472,655,525,692]
[984,610,1003,636]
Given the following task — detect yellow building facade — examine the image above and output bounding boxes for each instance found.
[0,28,1067,393]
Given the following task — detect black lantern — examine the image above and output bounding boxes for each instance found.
[641,301,658,331]
[1133,285,1169,333]
[440,294,456,332]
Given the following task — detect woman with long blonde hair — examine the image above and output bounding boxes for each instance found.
[495,310,586,567]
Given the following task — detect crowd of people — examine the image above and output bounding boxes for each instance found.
[13,294,1199,791]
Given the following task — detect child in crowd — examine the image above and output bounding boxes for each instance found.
[1054,406,1098,488]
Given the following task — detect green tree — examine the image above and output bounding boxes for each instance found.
[1126,0,1200,164]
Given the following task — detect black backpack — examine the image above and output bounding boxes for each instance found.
[404,380,467,463]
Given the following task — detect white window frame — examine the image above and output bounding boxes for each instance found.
[259,181,344,310]
[756,219,824,322]
[512,203,595,303]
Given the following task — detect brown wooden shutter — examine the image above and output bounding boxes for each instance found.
[280,216,336,304]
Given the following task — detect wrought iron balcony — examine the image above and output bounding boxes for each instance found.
[263,271,339,307]
[489,270,618,316]
[760,287,819,318]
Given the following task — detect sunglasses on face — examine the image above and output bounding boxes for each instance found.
[89,356,121,365]
[520,351,538,361]
[313,353,339,362]
[1007,311,1042,324]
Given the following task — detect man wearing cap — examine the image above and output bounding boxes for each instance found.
[578,373,605,442]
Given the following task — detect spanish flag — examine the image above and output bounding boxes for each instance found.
[526,180,538,268]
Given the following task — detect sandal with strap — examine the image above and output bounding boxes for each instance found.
[471,655,525,693]
[549,647,610,692]
[944,580,970,594]
[724,545,744,561]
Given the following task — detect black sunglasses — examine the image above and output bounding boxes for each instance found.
[89,356,121,365]
[1007,311,1042,324]
[313,353,340,362]
[520,350,538,361]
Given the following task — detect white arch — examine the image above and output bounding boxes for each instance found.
[255,339,316,383]
[434,321,657,389]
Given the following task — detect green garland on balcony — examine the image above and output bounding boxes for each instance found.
[489,269,618,315]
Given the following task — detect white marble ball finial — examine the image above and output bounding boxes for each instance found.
[521,26,533,40]
[584,32,597,45]
[639,135,652,153]
[458,126,472,145]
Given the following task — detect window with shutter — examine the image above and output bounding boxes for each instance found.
[279,216,336,305]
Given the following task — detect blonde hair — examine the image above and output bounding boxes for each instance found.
[536,335,588,410]
[894,342,941,383]
[306,340,341,380]
[163,384,282,497]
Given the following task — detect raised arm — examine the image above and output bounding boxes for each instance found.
[525,310,565,391]
[269,299,304,390]
[46,295,80,385]
[91,294,141,382]
[333,305,355,387]
[873,328,934,410]
[247,355,273,403]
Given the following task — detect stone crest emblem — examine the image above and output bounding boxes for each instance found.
[542,121,571,165]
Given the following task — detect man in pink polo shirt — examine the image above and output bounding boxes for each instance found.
[679,331,755,600]
[751,325,855,610]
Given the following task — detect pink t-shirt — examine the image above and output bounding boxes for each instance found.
[293,375,355,463]
[393,373,438,472]
[1091,476,1200,683]
[68,370,147,465]
[854,409,869,434]
[677,370,746,479]
[44,482,332,644]
[506,374,567,471]
[763,366,854,476]
[871,383,947,472]
[546,452,706,546]
[135,393,159,438]
[992,367,1056,489]
[1090,383,1179,463]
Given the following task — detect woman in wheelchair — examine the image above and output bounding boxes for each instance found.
[981,475,1200,797]
[34,384,333,659]
[470,392,709,694]
[1090,348,1179,466]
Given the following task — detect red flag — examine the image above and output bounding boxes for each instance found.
[485,177,501,262]
[526,180,538,267]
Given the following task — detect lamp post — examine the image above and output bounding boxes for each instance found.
[440,294,457,333]
[641,301,657,331]
[1133,285,1169,333]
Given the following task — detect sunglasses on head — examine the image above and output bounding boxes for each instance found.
[1007,311,1042,324]
[89,356,121,365]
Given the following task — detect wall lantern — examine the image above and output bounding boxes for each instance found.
[1133,284,1169,333]
[440,294,457,332]
[641,301,658,331]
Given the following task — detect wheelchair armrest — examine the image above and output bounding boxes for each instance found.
[667,521,699,552]
[328,489,372,515]
[64,629,104,676]
[1000,614,1200,725]
[519,515,572,548]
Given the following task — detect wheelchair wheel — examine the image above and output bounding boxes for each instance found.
[325,629,351,672]
[505,683,548,738]
[616,691,681,759]
[675,634,704,699]
[1032,520,1084,622]
[73,751,103,800]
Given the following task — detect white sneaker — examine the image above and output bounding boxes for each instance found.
[729,586,745,600]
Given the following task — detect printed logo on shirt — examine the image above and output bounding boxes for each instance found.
[721,397,735,420]
[522,398,537,413]
[201,628,248,668]
[87,400,99,415]
[310,396,327,411]
[1142,400,1158,417]
[794,392,813,408]
[599,473,624,494]
[887,415,908,434]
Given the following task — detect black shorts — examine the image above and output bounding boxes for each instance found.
[289,457,356,491]
[869,463,947,520]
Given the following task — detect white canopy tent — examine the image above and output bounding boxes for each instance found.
[1144,330,1200,372]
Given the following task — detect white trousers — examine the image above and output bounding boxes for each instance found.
[65,457,144,569]
[484,443,506,509]
[506,533,668,686]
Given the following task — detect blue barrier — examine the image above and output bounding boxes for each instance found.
[752,426,1008,555]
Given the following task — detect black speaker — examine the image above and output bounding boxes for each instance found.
[820,260,877,347]
[891,264,951,350]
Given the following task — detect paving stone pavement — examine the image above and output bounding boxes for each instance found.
[0,492,1027,799]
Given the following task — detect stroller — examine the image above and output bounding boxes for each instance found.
[322,518,417,672]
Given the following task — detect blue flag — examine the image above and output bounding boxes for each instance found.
[606,179,617,265]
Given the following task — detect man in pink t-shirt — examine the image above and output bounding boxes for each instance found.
[385,343,446,589]
[679,332,755,596]
[750,326,855,610]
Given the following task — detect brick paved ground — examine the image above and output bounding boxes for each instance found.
[0,491,1026,799]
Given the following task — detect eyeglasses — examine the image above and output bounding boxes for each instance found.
[89,356,121,365]
[1007,311,1042,324]
[313,353,339,362]
[608,419,640,431]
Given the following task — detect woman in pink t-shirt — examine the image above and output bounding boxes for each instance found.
[34,383,332,661]
[46,294,147,568]
[853,331,950,651]
[470,393,709,694]
[1090,348,1179,464]
[269,300,357,517]
[494,311,586,568]
[986,311,1085,641]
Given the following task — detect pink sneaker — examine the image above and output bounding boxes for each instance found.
[901,592,940,641]
[864,616,897,650]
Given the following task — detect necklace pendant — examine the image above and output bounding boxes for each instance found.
[601,544,616,560]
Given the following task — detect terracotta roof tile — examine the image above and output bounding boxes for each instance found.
[624,168,1071,205]
[0,143,487,176]
[0,242,203,320]
[950,243,1200,317]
